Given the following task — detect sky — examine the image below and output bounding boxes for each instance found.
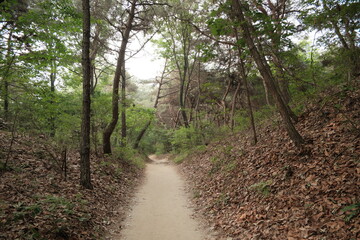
[126,39,165,81]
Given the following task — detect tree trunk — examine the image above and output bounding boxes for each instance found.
[80,0,93,189]
[221,78,231,125]
[4,81,9,121]
[133,120,151,149]
[3,29,14,122]
[231,0,304,146]
[194,62,202,129]
[234,29,258,144]
[49,61,56,137]
[90,24,102,155]
[179,51,190,127]
[172,18,191,128]
[102,0,136,153]
[262,77,271,105]
[270,53,298,123]
[120,62,127,146]
[230,80,241,131]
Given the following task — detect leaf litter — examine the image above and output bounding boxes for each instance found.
[0,133,144,239]
[180,86,360,240]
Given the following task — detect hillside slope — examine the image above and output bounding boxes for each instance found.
[0,134,144,239]
[181,86,360,239]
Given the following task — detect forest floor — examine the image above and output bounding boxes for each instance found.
[107,155,226,240]
[180,85,360,239]
[1,85,359,240]
[0,134,144,240]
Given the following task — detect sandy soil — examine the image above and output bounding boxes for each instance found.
[112,155,207,240]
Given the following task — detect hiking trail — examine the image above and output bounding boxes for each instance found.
[107,155,220,240]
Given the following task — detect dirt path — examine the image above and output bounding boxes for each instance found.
[115,155,207,240]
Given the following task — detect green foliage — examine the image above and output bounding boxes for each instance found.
[253,105,278,125]
[249,180,273,196]
[42,195,74,214]
[207,18,233,36]
[143,123,172,154]
[126,106,155,146]
[301,0,360,80]
[233,110,250,131]
[173,152,189,164]
[341,202,360,223]
[112,146,146,169]
[172,145,206,164]
[170,125,203,153]
[13,202,43,221]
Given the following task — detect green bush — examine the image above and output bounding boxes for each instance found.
[112,146,145,169]
[170,125,203,153]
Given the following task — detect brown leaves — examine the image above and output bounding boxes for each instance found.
[0,133,143,239]
[180,88,360,239]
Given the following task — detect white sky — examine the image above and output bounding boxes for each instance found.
[126,39,165,81]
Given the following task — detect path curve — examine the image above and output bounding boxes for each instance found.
[119,155,205,240]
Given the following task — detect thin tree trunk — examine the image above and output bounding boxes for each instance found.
[222,78,231,125]
[4,81,9,120]
[270,52,298,122]
[180,49,190,128]
[3,29,14,122]
[173,109,181,128]
[171,18,191,128]
[234,29,257,144]
[262,78,271,105]
[231,0,304,146]
[194,62,202,129]
[133,121,151,149]
[230,80,241,131]
[49,60,56,137]
[243,75,257,144]
[103,0,136,153]
[238,65,257,144]
[90,24,102,155]
[80,0,93,189]
[120,62,127,146]
[90,69,98,155]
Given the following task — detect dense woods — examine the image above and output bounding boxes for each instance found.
[0,0,359,239]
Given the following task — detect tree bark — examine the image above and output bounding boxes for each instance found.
[103,0,136,153]
[49,60,56,137]
[169,16,191,128]
[90,24,103,155]
[230,80,241,131]
[80,0,93,189]
[3,29,14,122]
[120,59,127,146]
[231,0,304,146]
[234,29,258,144]
[221,78,231,125]
[179,41,190,128]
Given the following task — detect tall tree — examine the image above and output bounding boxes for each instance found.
[155,1,201,128]
[80,0,93,189]
[231,0,304,146]
[102,0,137,154]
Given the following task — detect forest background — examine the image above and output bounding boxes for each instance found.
[0,0,359,239]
